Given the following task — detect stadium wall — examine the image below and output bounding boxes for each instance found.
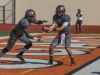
[15,0,100,25]
[0,24,100,33]
[0,0,100,25]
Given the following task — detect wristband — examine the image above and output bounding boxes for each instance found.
[53,28,56,31]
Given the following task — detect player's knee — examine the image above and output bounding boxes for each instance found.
[2,48,9,54]
[65,47,70,50]
[24,42,32,49]
[49,46,54,50]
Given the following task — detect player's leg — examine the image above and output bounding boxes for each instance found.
[16,34,32,62]
[79,20,82,33]
[46,37,60,65]
[46,46,54,65]
[75,20,79,33]
[65,35,75,66]
[0,30,17,57]
[65,47,75,66]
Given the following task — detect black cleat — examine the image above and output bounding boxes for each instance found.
[71,57,75,66]
[71,60,75,66]
[16,54,26,62]
[46,61,53,65]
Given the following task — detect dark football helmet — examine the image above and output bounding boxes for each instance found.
[56,5,66,16]
[25,9,36,22]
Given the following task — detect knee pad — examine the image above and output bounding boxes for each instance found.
[24,42,32,49]
[2,48,9,54]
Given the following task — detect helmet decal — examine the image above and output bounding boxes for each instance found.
[61,7,64,10]
[22,21,26,24]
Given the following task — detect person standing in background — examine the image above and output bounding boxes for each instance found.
[75,9,83,33]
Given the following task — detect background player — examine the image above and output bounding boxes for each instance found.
[75,9,83,33]
[0,9,46,62]
[46,5,75,66]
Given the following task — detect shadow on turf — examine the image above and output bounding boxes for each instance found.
[19,61,46,64]
[92,72,100,75]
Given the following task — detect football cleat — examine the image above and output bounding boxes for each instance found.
[70,57,75,66]
[71,64,75,66]
[16,54,26,62]
[71,60,75,66]
[46,61,53,65]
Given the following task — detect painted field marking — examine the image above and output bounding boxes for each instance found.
[0,69,34,75]
[20,56,67,74]
[20,69,34,74]
[0,35,99,74]
[55,56,67,60]
[0,73,19,74]
[19,56,67,74]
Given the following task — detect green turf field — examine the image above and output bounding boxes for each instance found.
[0,31,100,37]
[0,32,43,37]
[0,32,10,36]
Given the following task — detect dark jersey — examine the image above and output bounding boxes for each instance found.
[15,17,31,34]
[53,14,71,34]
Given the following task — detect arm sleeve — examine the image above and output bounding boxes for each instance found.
[63,22,69,26]
[20,19,28,28]
[63,15,71,24]
[52,15,57,24]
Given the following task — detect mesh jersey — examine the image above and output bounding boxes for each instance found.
[53,14,71,34]
[15,17,31,34]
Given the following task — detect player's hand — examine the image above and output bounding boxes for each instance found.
[33,37,44,42]
[48,27,53,32]
[37,38,44,42]
[38,20,48,24]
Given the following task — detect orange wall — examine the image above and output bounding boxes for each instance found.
[0,24,100,33]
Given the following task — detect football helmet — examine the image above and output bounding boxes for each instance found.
[56,5,66,17]
[25,9,36,22]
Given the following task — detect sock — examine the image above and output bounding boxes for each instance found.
[0,52,4,57]
[71,57,75,64]
[49,55,53,62]
[18,51,24,56]
[22,48,27,53]
[18,48,27,55]
[71,56,74,60]
[48,55,53,64]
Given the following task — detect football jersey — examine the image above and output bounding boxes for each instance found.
[53,14,71,34]
[15,17,31,34]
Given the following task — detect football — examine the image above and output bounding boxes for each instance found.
[42,26,50,32]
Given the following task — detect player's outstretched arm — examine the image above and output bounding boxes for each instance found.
[33,20,48,24]
[23,27,44,42]
[23,27,33,39]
